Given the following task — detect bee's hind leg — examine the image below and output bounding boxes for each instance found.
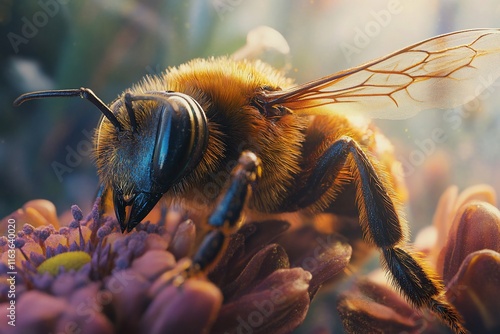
[190,151,261,274]
[282,135,466,333]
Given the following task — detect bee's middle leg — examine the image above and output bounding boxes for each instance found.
[190,151,260,273]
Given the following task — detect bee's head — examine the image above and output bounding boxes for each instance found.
[14,88,208,232]
[99,91,208,232]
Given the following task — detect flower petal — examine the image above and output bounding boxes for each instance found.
[222,244,290,301]
[51,270,92,296]
[4,239,44,268]
[338,279,423,334]
[338,298,421,334]
[56,313,114,334]
[209,220,290,286]
[104,269,150,333]
[8,290,68,333]
[414,225,437,256]
[68,226,92,248]
[61,282,115,333]
[212,268,312,334]
[131,250,176,281]
[44,234,69,253]
[141,279,222,334]
[432,185,497,269]
[446,250,500,333]
[292,234,352,297]
[143,233,169,252]
[169,219,196,259]
[280,228,352,296]
[440,201,500,283]
[432,185,458,258]
[454,184,497,211]
[25,202,56,228]
[1,201,55,236]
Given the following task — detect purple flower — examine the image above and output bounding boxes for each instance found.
[0,198,352,333]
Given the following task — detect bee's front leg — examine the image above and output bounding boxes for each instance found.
[190,151,261,273]
[96,184,112,215]
[95,183,123,222]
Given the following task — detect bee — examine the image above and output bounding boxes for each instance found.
[14,28,500,333]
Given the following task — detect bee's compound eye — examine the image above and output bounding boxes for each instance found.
[150,92,209,192]
[169,93,209,160]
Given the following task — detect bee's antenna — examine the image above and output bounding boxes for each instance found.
[124,93,138,133]
[14,87,124,131]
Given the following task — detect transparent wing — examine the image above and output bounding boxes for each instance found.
[260,29,500,119]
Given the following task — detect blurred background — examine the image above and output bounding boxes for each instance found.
[4,0,500,224]
[1,0,500,332]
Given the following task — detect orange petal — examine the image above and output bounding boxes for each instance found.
[44,234,69,250]
[431,185,458,264]
[454,184,497,212]
[1,200,59,235]
[414,225,437,256]
[23,200,60,228]
[67,226,92,247]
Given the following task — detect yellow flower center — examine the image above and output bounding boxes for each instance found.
[37,251,91,275]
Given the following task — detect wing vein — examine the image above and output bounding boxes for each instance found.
[260,28,500,119]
